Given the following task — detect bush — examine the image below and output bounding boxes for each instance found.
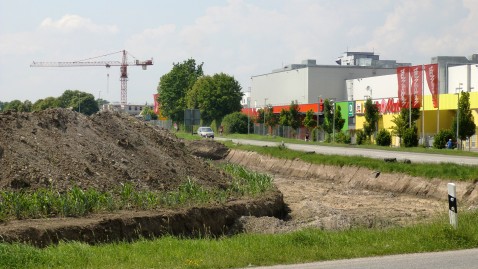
[402,126,419,147]
[433,129,455,149]
[221,112,250,134]
[376,129,392,146]
[355,130,367,145]
[335,132,351,144]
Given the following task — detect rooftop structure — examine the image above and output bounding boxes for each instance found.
[336,51,410,68]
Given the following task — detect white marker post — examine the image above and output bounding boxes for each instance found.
[448,183,458,229]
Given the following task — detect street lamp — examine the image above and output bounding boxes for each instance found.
[366,86,372,99]
[456,83,463,149]
[317,95,322,143]
[247,87,251,135]
[263,98,268,136]
[330,98,336,143]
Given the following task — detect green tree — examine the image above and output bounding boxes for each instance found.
[363,98,379,140]
[158,59,204,122]
[278,108,291,126]
[141,106,158,120]
[96,98,109,108]
[433,129,455,149]
[222,112,249,134]
[391,108,420,147]
[32,97,60,111]
[376,129,392,146]
[264,105,278,135]
[452,91,476,148]
[57,90,98,115]
[3,100,32,112]
[323,99,334,135]
[401,107,420,128]
[390,113,407,145]
[302,109,316,131]
[333,105,345,132]
[0,101,5,112]
[187,73,243,125]
[403,126,419,147]
[288,101,301,129]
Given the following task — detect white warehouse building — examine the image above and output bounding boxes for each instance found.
[250,56,409,108]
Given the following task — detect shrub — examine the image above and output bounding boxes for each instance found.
[335,132,351,144]
[402,126,419,147]
[376,129,392,146]
[355,130,367,145]
[221,112,250,134]
[433,129,454,149]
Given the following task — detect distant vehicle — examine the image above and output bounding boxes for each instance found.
[197,127,214,138]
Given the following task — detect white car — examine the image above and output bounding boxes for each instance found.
[197,127,214,138]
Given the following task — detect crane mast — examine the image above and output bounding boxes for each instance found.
[31,50,153,105]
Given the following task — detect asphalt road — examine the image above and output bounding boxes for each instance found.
[243,248,478,269]
[218,138,478,166]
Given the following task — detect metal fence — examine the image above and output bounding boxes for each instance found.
[252,124,327,141]
[148,119,173,129]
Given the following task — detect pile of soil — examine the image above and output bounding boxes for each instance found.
[0,109,231,192]
[0,109,285,246]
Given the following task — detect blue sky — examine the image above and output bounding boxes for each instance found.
[0,0,476,104]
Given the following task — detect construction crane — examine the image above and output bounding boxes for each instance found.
[31,50,153,105]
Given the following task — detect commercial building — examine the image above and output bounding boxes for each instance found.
[248,52,478,149]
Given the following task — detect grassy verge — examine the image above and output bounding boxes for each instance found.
[221,133,478,157]
[0,164,273,221]
[222,141,478,182]
[1,211,477,269]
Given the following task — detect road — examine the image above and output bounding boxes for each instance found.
[243,248,478,269]
[218,138,478,166]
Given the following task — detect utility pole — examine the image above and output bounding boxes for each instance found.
[264,98,268,136]
[456,83,463,149]
[317,95,321,143]
[331,98,336,143]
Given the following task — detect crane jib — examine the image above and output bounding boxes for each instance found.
[30,50,153,105]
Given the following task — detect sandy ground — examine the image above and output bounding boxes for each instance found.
[228,150,458,234]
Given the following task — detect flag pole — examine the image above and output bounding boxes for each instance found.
[437,65,440,133]
[409,70,412,128]
[422,64,425,146]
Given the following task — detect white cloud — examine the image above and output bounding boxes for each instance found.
[364,0,477,63]
[40,14,118,34]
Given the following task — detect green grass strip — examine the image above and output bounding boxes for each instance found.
[1,212,477,269]
[223,141,478,181]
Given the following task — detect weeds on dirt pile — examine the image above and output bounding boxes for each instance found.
[0,164,272,221]
[1,211,477,269]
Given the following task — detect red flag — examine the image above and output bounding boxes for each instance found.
[397,66,410,108]
[424,64,439,108]
[409,65,423,108]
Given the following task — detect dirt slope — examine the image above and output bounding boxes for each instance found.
[0,109,231,192]
[225,150,478,233]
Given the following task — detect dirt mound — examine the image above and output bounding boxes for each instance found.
[0,109,231,192]
[186,139,230,160]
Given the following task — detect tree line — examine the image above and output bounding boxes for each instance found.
[0,90,104,115]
